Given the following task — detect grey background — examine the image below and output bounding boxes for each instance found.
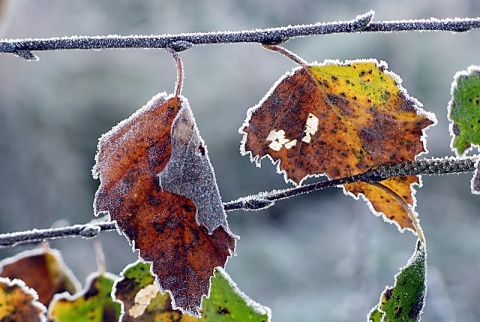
[1,1,480,321]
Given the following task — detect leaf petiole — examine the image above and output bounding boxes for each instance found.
[262,44,310,69]
[165,46,184,98]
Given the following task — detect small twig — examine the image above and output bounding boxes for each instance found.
[0,156,476,248]
[0,222,114,248]
[93,237,106,275]
[365,18,479,33]
[3,12,480,60]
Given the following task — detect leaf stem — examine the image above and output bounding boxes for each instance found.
[262,44,309,68]
[93,237,106,275]
[165,46,184,97]
[0,156,475,247]
[4,12,480,60]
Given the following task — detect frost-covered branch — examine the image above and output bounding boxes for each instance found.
[0,222,115,247]
[224,156,477,210]
[0,156,476,247]
[2,11,480,60]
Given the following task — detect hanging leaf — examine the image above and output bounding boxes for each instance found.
[0,246,80,306]
[240,59,436,232]
[48,272,121,322]
[0,277,47,321]
[114,260,271,322]
[447,65,480,194]
[93,92,236,316]
[368,240,427,322]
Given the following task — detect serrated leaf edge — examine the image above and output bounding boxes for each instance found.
[0,276,47,321]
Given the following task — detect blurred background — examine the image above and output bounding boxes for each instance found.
[1,1,480,321]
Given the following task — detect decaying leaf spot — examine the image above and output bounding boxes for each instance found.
[301,113,319,143]
[240,59,436,232]
[266,129,297,151]
[0,277,47,321]
[129,283,159,318]
[0,247,80,306]
[114,261,271,321]
[113,261,193,322]
[93,92,236,316]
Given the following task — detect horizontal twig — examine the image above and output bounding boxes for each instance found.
[2,11,480,60]
[0,11,374,60]
[223,156,477,210]
[0,156,476,248]
[0,222,115,248]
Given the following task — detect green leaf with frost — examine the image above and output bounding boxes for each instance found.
[368,240,426,322]
[448,66,480,155]
[202,267,270,321]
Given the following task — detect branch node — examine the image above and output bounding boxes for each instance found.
[79,224,101,239]
[243,198,276,211]
[167,40,193,52]
[352,10,375,31]
[261,33,289,46]
[14,49,39,61]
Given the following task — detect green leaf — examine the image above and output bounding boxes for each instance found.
[368,308,383,322]
[368,240,427,322]
[201,268,270,321]
[448,66,480,155]
[49,272,121,322]
[114,260,271,321]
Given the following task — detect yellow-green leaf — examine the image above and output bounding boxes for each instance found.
[49,273,121,322]
[0,277,46,321]
[240,59,436,232]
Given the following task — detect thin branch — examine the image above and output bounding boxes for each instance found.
[0,11,374,60]
[0,222,115,248]
[224,156,477,210]
[3,12,480,60]
[0,156,476,248]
